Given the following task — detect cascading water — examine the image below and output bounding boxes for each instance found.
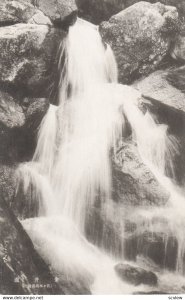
[122,94,185,273]
[17,19,132,294]
[17,18,185,294]
[120,93,185,276]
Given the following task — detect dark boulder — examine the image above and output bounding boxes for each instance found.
[19,97,49,162]
[0,91,25,163]
[0,91,49,163]
[115,263,158,286]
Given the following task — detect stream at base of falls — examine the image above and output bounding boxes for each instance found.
[16,18,185,294]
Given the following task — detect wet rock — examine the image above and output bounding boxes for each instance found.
[113,139,169,206]
[134,68,185,140]
[0,91,25,163]
[76,0,125,24]
[0,92,49,216]
[171,25,185,62]
[17,97,49,162]
[100,2,179,84]
[12,176,40,220]
[124,209,184,273]
[85,202,125,258]
[0,24,66,97]
[115,263,158,286]
[0,165,16,204]
[24,97,49,131]
[0,197,64,295]
[134,70,185,114]
[86,139,169,258]
[0,90,49,163]
[133,69,185,185]
[124,230,179,271]
[0,93,49,219]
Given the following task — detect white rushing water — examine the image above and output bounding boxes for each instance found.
[17,18,185,293]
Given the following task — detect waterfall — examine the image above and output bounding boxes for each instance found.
[17,18,185,294]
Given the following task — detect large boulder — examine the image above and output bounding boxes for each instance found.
[113,139,169,206]
[0,24,66,97]
[100,2,179,84]
[76,0,125,24]
[0,197,64,295]
[115,263,158,286]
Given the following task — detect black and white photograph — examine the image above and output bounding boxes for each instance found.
[1,0,185,297]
